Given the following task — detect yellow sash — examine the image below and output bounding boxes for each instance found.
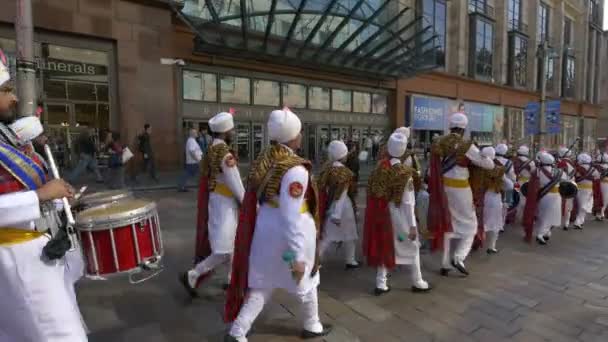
[213,183,234,197]
[0,228,46,246]
[443,177,470,188]
[549,186,559,193]
[578,183,593,190]
[267,199,310,213]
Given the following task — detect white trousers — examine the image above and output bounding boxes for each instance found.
[376,253,424,290]
[319,239,357,265]
[574,209,588,226]
[441,232,475,268]
[229,287,323,341]
[562,198,574,227]
[486,230,499,250]
[193,252,233,283]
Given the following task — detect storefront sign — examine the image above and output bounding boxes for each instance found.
[524,102,540,135]
[410,95,451,131]
[37,58,107,76]
[463,102,500,133]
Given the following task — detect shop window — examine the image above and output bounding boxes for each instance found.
[537,2,550,43]
[353,92,371,113]
[253,80,279,106]
[563,17,572,46]
[220,75,250,104]
[372,94,387,114]
[44,79,67,99]
[332,89,352,112]
[309,86,330,110]
[583,118,597,151]
[75,103,97,127]
[46,104,70,125]
[562,55,575,98]
[507,0,522,31]
[98,103,110,130]
[183,70,217,101]
[469,17,494,80]
[68,81,96,101]
[282,83,307,108]
[537,56,555,93]
[96,84,109,102]
[508,34,527,88]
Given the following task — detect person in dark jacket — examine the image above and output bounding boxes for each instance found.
[68,128,103,183]
[136,123,158,182]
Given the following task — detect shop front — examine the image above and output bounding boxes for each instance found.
[0,29,115,169]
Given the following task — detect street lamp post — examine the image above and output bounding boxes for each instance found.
[15,0,36,118]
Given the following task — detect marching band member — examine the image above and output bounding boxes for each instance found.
[514,145,536,222]
[224,108,331,342]
[557,146,577,230]
[427,113,494,277]
[594,153,608,221]
[363,133,432,295]
[0,61,88,341]
[495,143,516,231]
[573,153,600,230]
[482,146,512,254]
[180,111,245,296]
[522,151,562,245]
[318,140,359,269]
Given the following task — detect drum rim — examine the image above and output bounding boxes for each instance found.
[79,190,133,206]
[80,255,163,277]
[76,200,157,230]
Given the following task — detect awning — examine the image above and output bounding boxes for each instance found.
[172,0,440,79]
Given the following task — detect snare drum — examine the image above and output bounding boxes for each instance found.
[76,199,163,282]
[77,190,133,211]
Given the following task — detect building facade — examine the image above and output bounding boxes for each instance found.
[0,0,604,170]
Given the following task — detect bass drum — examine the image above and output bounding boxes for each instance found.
[509,189,520,210]
[559,181,578,199]
[75,190,133,212]
[520,182,529,197]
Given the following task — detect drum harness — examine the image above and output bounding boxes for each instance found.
[538,167,563,199]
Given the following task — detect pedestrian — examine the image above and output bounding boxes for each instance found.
[180,111,244,295]
[573,153,600,229]
[198,126,211,156]
[137,123,158,182]
[225,107,332,342]
[345,140,360,183]
[177,128,203,192]
[428,112,495,277]
[68,128,103,184]
[495,143,516,232]
[105,131,125,189]
[318,140,359,269]
[482,146,512,253]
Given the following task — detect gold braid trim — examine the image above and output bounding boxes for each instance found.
[389,164,414,205]
[318,164,355,202]
[431,133,472,162]
[368,162,414,203]
[200,143,232,190]
[483,164,506,193]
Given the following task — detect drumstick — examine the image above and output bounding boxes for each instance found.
[44,144,78,250]
[74,186,88,201]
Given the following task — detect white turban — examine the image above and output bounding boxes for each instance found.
[208,112,234,133]
[0,50,9,86]
[387,133,407,158]
[481,146,496,159]
[495,143,508,156]
[578,153,592,165]
[328,140,348,162]
[9,116,43,142]
[558,146,570,158]
[268,108,302,144]
[394,127,411,140]
[448,112,468,129]
[517,145,530,156]
[538,151,555,165]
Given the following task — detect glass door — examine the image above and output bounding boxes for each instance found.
[235,123,251,165]
[317,125,330,164]
[44,102,74,169]
[252,123,264,160]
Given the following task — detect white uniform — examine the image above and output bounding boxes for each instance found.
[441,144,494,268]
[574,165,600,226]
[483,171,514,250]
[319,161,358,265]
[0,191,88,342]
[192,139,245,283]
[376,158,427,290]
[597,161,608,219]
[516,156,536,223]
[560,160,576,227]
[230,161,322,340]
[534,166,562,237]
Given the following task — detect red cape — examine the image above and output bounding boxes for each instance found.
[522,172,540,242]
[427,152,452,251]
[472,187,486,250]
[224,189,258,322]
[593,179,604,216]
[318,191,329,233]
[194,176,212,264]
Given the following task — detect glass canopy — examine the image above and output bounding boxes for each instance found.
[173,0,439,78]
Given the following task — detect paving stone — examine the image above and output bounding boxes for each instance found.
[510,330,549,342]
[344,297,392,322]
[471,327,509,342]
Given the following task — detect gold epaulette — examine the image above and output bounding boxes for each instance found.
[431,133,472,160]
[319,164,355,201]
[368,161,414,203]
[389,163,415,204]
[483,165,506,193]
[200,143,232,190]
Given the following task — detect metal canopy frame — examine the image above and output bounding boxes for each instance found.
[173,0,440,79]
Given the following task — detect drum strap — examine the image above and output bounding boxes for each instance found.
[575,166,594,183]
[441,153,457,175]
[516,159,532,175]
[539,169,562,199]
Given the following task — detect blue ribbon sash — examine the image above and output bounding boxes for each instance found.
[0,142,45,190]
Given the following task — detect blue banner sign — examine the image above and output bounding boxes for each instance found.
[545,100,561,134]
[524,102,540,135]
[411,95,449,131]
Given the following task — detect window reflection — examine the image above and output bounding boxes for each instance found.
[353,92,371,113]
[332,89,352,112]
[75,103,97,127]
[221,75,250,104]
[309,86,330,110]
[372,94,387,114]
[253,80,279,106]
[68,82,96,101]
[282,83,307,108]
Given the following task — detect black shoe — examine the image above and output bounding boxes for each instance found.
[439,268,451,276]
[451,260,469,276]
[543,235,551,241]
[179,272,198,298]
[573,225,583,230]
[345,263,360,270]
[486,248,498,255]
[301,324,333,339]
[563,226,569,231]
[535,236,547,245]
[374,287,391,296]
[222,283,230,291]
[223,334,239,342]
[412,283,433,293]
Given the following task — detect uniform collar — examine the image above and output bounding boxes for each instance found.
[332,161,344,167]
[390,158,401,166]
[213,138,226,146]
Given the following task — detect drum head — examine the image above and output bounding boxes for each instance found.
[559,181,578,199]
[76,199,156,230]
[79,190,133,207]
[520,182,529,197]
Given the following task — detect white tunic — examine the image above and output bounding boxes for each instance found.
[322,162,357,243]
[442,144,495,237]
[208,139,245,254]
[535,166,562,230]
[516,157,536,222]
[388,158,419,265]
[497,156,516,183]
[248,163,319,295]
[577,165,600,214]
[598,163,608,210]
[0,191,88,342]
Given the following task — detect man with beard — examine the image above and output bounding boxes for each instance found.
[180,111,245,296]
[0,54,88,341]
